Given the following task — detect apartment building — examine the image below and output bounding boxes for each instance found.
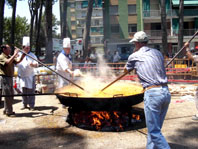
[67,0,104,49]
[103,0,138,60]
[66,0,198,59]
[142,0,198,56]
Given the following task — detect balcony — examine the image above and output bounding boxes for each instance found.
[144,29,197,37]
[144,30,171,37]
[143,9,198,18]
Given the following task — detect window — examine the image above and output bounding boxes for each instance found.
[128,24,137,33]
[151,23,161,30]
[109,5,118,15]
[70,3,75,8]
[128,5,136,15]
[111,25,119,33]
[71,21,76,26]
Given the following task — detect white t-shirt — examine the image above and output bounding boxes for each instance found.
[56,52,72,88]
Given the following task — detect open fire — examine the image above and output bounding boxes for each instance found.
[66,107,146,132]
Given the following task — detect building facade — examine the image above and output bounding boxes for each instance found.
[142,0,198,57]
[66,0,198,59]
[67,0,104,48]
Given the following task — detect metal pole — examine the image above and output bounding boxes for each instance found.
[0,92,74,97]
[18,49,84,91]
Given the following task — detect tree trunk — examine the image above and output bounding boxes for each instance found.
[178,0,184,57]
[83,0,94,58]
[59,0,68,38]
[0,0,5,45]
[160,0,168,55]
[35,0,44,57]
[10,0,17,54]
[28,0,35,51]
[45,0,53,63]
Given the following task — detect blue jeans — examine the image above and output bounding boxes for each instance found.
[144,86,171,149]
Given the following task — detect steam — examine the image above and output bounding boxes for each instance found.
[73,53,118,93]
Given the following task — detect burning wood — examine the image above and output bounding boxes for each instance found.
[67,108,145,132]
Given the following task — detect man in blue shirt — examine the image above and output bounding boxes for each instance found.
[124,31,171,149]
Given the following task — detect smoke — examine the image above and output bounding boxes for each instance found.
[76,53,117,93]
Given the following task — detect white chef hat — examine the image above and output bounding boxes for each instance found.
[63,38,71,48]
[22,36,30,46]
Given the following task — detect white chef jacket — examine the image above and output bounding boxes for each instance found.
[17,52,38,89]
[56,52,72,88]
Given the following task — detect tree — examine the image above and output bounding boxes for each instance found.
[28,0,40,52]
[6,0,18,53]
[3,16,29,47]
[45,0,53,63]
[59,0,68,38]
[178,0,184,56]
[160,0,168,55]
[83,0,94,58]
[0,0,5,45]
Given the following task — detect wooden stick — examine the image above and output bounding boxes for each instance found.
[166,30,198,67]
[18,49,84,91]
[101,31,198,92]
[101,71,129,92]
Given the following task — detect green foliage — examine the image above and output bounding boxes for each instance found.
[3,15,30,47]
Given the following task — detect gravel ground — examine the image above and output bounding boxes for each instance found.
[0,84,198,149]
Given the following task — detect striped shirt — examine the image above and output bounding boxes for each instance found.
[126,46,168,88]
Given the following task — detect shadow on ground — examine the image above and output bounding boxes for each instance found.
[0,127,86,149]
[0,99,22,109]
[168,121,198,149]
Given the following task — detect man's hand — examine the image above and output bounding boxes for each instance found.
[184,42,189,48]
[124,68,129,74]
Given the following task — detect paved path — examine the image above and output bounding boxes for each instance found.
[0,93,198,149]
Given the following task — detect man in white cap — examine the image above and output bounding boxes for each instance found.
[17,36,38,111]
[124,31,171,149]
[56,37,73,89]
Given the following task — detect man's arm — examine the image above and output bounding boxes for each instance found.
[5,48,22,65]
[15,48,26,64]
[184,42,194,60]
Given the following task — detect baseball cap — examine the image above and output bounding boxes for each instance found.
[129,31,148,43]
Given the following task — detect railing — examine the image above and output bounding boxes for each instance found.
[144,29,197,37]
[144,30,171,37]
[143,9,198,18]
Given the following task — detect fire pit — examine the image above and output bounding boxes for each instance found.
[66,107,145,132]
[56,81,145,131]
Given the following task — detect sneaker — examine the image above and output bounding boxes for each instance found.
[192,115,198,121]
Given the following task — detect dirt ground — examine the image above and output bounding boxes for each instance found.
[0,84,198,149]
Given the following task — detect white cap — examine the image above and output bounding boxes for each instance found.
[129,31,148,43]
[22,36,30,46]
[63,38,71,48]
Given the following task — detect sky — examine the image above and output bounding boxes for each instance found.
[4,0,61,33]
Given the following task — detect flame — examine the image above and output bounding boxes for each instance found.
[132,114,140,120]
[71,111,142,131]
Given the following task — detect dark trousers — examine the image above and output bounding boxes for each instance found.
[2,76,14,114]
